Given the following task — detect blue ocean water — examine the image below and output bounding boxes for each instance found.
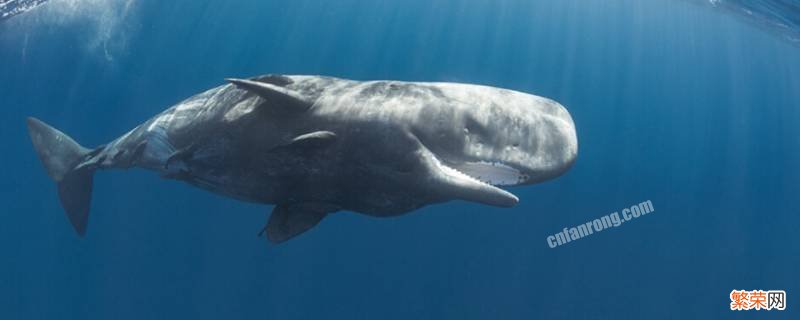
[1,0,799,319]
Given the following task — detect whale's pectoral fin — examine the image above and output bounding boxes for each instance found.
[263,203,336,244]
[226,78,311,113]
[270,131,337,154]
[288,131,337,149]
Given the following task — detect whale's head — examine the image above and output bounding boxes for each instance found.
[412,83,578,207]
[239,77,578,210]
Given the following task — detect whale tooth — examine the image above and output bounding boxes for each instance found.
[451,161,525,186]
[420,149,519,208]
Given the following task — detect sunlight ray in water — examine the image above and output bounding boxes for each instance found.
[1,0,138,60]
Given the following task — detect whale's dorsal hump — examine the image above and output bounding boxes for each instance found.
[226,78,312,113]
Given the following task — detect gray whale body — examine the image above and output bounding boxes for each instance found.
[27,74,578,243]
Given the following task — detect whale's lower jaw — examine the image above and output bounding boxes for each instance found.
[422,150,519,208]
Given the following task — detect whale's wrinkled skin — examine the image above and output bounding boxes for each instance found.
[27,74,578,243]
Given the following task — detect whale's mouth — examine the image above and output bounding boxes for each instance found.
[449,161,529,187]
[420,149,521,207]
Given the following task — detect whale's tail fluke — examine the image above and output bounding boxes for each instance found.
[26,117,96,236]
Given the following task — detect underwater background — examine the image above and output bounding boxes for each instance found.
[1,0,799,319]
